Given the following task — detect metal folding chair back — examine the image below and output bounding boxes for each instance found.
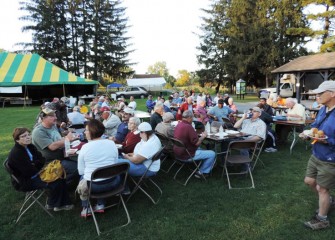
[127,146,164,204]
[222,141,257,189]
[252,136,267,171]
[222,117,235,130]
[170,137,206,186]
[155,132,175,173]
[3,159,53,223]
[87,162,131,236]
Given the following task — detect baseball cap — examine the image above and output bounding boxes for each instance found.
[138,122,152,132]
[312,81,335,94]
[40,108,56,117]
[100,106,110,112]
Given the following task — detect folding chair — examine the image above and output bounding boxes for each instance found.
[155,132,176,173]
[86,162,131,236]
[222,117,236,130]
[222,141,257,189]
[3,159,53,223]
[251,137,266,171]
[127,147,164,204]
[170,137,206,186]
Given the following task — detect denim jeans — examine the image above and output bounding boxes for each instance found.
[117,158,156,177]
[192,149,216,174]
[61,159,78,183]
[81,175,121,207]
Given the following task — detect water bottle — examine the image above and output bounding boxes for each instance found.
[205,122,211,134]
[192,122,195,129]
[219,125,224,138]
[64,138,71,157]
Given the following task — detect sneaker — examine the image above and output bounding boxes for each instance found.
[265,147,277,152]
[45,204,54,210]
[122,186,131,195]
[194,171,209,179]
[304,215,330,230]
[94,204,105,213]
[54,204,74,212]
[81,207,92,217]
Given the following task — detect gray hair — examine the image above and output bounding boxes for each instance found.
[154,102,164,111]
[182,110,194,119]
[129,117,141,127]
[286,98,297,104]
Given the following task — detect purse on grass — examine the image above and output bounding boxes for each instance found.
[39,160,66,183]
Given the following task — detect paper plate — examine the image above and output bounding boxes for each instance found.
[215,132,228,137]
[225,130,240,135]
[308,134,328,140]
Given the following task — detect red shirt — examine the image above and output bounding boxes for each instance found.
[173,120,198,160]
[176,102,196,120]
[122,131,141,154]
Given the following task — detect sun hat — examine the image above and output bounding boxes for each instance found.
[312,81,335,94]
[138,122,152,132]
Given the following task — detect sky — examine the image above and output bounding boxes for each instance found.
[0,1,325,78]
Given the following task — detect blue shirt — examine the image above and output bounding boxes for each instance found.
[208,106,234,123]
[115,122,129,143]
[311,106,335,162]
[172,97,182,105]
[146,100,155,111]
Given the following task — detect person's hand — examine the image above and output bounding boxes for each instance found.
[66,132,76,141]
[60,122,67,129]
[202,131,208,138]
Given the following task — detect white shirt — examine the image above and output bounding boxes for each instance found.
[78,139,118,180]
[288,103,305,120]
[128,101,137,110]
[134,134,161,172]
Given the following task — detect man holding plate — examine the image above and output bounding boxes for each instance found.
[302,81,335,230]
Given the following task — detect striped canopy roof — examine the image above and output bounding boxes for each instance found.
[0,52,98,86]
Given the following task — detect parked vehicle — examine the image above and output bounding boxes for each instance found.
[259,74,296,99]
[115,86,148,99]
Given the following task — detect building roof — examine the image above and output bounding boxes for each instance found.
[271,52,335,74]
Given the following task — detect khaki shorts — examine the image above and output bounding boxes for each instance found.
[306,155,335,189]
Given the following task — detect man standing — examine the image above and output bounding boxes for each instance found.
[302,81,335,230]
[275,98,305,145]
[174,110,215,178]
[208,99,234,123]
[146,95,155,113]
[32,108,78,181]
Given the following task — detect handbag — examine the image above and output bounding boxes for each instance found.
[39,160,66,183]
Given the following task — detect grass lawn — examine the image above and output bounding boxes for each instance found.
[1,103,335,239]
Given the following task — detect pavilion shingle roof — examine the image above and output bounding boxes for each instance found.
[271,52,335,73]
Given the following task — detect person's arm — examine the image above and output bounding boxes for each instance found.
[234,114,247,129]
[195,131,207,146]
[123,153,146,164]
[48,132,75,151]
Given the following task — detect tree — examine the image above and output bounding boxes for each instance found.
[298,1,335,52]
[19,0,133,82]
[197,0,309,90]
[175,70,190,87]
[147,61,175,87]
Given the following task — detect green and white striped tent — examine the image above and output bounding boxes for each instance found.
[0,52,98,98]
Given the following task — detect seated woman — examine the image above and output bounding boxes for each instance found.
[77,119,120,217]
[119,122,162,177]
[121,117,141,154]
[7,128,73,211]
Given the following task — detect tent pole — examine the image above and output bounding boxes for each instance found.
[63,84,65,96]
[23,85,28,107]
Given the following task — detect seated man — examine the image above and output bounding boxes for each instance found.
[150,103,164,130]
[155,112,175,138]
[275,97,305,145]
[101,109,121,137]
[194,99,209,125]
[234,107,267,171]
[259,97,274,116]
[32,108,78,182]
[67,106,86,127]
[174,110,215,178]
[207,99,234,123]
[110,107,134,144]
[257,103,277,152]
[146,95,155,113]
